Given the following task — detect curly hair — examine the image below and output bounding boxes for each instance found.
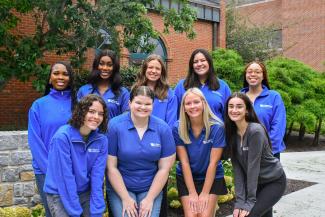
[69,94,108,133]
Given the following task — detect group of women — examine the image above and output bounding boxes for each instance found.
[28,48,287,217]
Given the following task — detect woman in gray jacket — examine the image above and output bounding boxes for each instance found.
[224,92,286,217]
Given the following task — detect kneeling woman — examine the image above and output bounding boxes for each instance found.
[173,88,227,217]
[44,94,108,217]
[107,86,176,217]
[225,92,286,217]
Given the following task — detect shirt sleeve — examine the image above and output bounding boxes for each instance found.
[231,156,247,210]
[77,87,84,101]
[51,137,83,216]
[27,106,48,174]
[172,124,185,147]
[120,88,130,113]
[210,124,226,149]
[165,92,178,128]
[90,137,108,216]
[160,126,176,158]
[107,124,118,156]
[173,81,184,119]
[244,129,265,212]
[269,94,286,153]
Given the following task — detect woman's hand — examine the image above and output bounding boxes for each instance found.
[198,192,209,213]
[139,197,154,217]
[233,208,240,217]
[188,192,199,213]
[122,196,138,217]
[239,209,250,217]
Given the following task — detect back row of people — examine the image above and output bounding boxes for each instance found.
[28,48,286,217]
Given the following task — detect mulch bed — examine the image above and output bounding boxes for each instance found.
[168,132,324,217]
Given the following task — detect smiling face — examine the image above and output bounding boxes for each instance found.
[145,59,162,84]
[98,55,113,80]
[193,52,210,79]
[129,95,153,119]
[49,63,70,91]
[245,62,264,88]
[184,92,204,119]
[228,97,247,123]
[82,101,104,131]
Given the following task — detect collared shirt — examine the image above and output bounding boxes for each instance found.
[174,78,231,121]
[152,88,178,128]
[173,121,226,180]
[44,125,108,217]
[107,112,176,193]
[28,88,71,174]
[241,85,286,154]
[77,84,129,119]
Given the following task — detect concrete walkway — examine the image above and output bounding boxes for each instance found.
[227,151,325,217]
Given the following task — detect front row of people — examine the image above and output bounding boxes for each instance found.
[39,85,285,217]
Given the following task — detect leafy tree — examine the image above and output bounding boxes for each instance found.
[0,0,196,91]
[226,0,278,63]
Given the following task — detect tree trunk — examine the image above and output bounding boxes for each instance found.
[285,121,294,142]
[298,123,305,141]
[312,118,322,146]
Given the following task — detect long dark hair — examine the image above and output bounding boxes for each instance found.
[224,92,271,157]
[243,61,271,89]
[69,94,108,133]
[43,61,77,111]
[88,49,122,97]
[133,54,169,100]
[184,48,220,90]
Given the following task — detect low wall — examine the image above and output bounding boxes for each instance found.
[0,131,40,207]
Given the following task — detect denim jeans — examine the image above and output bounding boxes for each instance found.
[35,174,52,217]
[107,187,163,217]
[46,191,90,217]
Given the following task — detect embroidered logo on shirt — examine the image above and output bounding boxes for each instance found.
[260,104,273,108]
[158,99,168,103]
[107,99,120,105]
[150,143,161,148]
[88,148,100,153]
[212,91,222,97]
[203,139,213,144]
[242,146,249,151]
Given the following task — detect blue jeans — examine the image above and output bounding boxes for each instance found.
[107,187,163,217]
[35,174,52,217]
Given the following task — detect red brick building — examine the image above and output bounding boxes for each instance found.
[0,0,226,129]
[235,0,325,72]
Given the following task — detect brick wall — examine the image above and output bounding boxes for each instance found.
[0,131,40,207]
[0,3,226,128]
[236,0,325,72]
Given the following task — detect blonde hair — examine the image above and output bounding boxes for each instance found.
[179,88,223,144]
[132,54,169,100]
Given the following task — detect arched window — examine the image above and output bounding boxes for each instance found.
[129,37,168,66]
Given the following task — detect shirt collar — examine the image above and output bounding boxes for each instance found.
[126,112,155,131]
[49,88,71,99]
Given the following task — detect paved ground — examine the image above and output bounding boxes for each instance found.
[227,151,325,217]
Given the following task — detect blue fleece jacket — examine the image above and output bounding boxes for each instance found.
[28,89,72,174]
[44,125,108,217]
[241,86,286,154]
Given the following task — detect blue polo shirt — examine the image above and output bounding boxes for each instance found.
[174,79,231,120]
[152,88,178,127]
[241,85,286,154]
[173,121,225,180]
[44,125,108,217]
[107,112,176,193]
[28,88,72,174]
[77,84,129,119]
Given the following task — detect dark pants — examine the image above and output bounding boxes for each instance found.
[35,174,52,217]
[248,173,286,217]
[159,184,168,217]
[46,191,90,217]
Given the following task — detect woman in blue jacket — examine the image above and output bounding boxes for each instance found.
[173,88,227,217]
[174,48,231,121]
[44,94,108,217]
[133,54,177,128]
[106,86,176,217]
[241,61,286,159]
[28,61,76,217]
[78,49,129,119]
